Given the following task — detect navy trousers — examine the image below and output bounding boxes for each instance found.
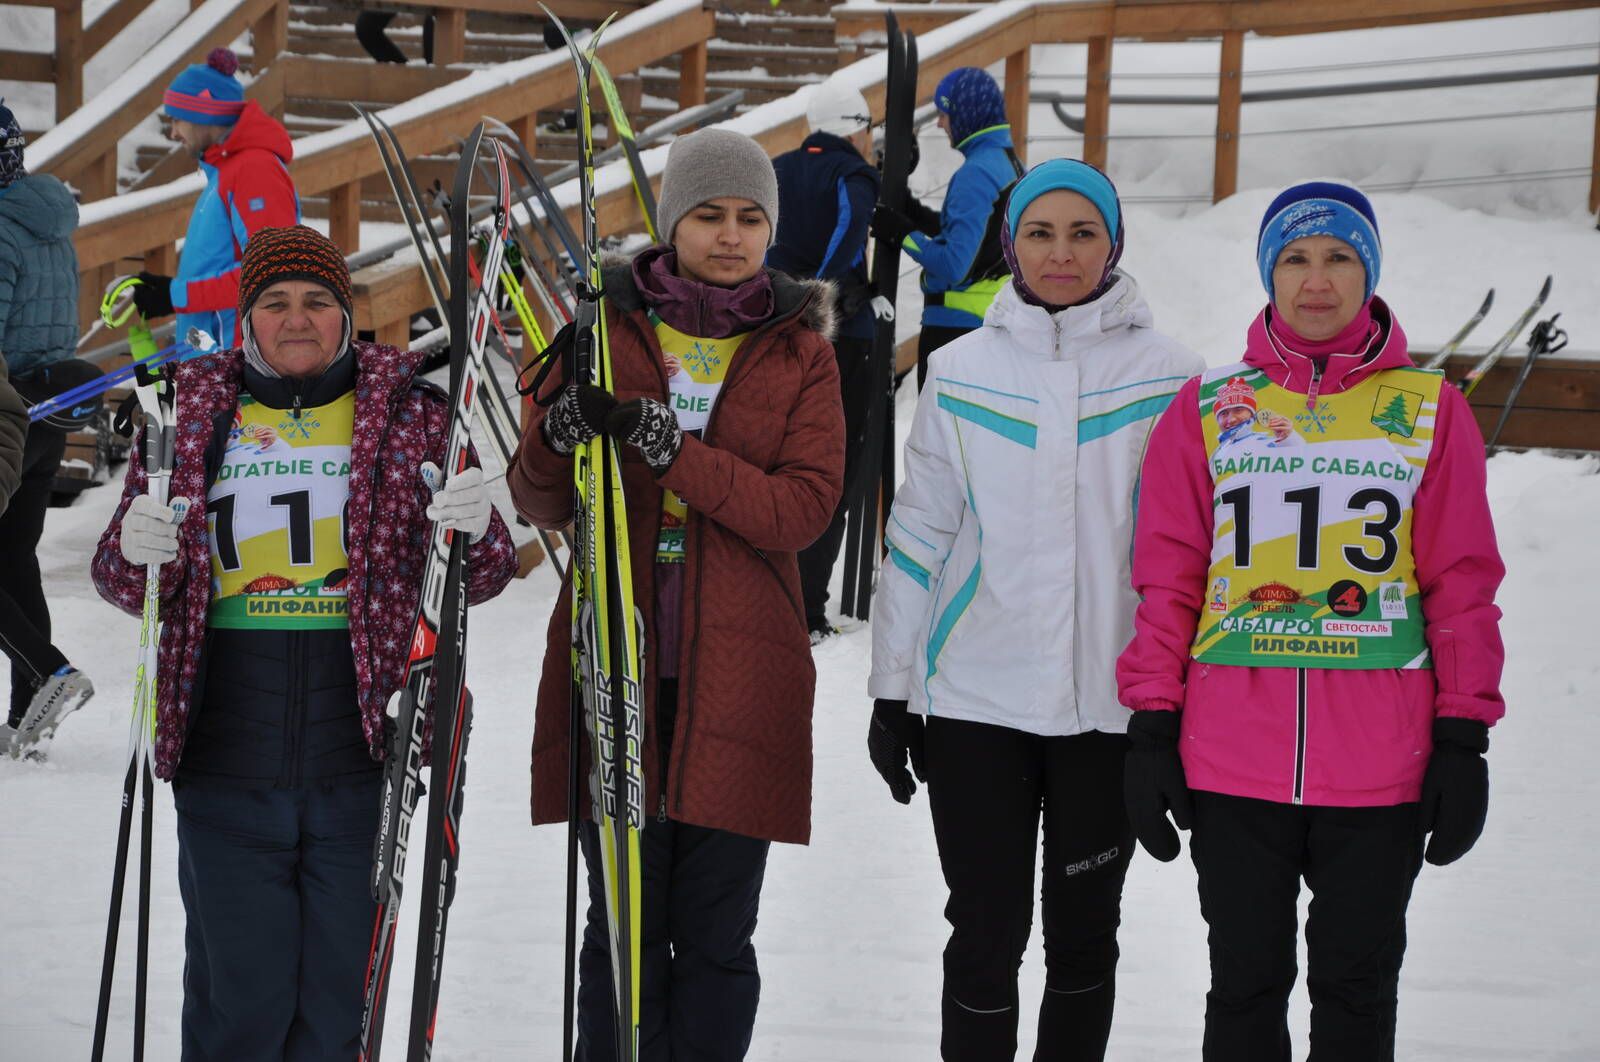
[174,778,379,1061]
[575,816,771,1062]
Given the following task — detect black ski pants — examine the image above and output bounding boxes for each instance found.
[797,334,873,626]
[174,777,379,1062]
[924,716,1135,1062]
[0,424,67,720]
[1190,791,1425,1062]
[575,816,771,1061]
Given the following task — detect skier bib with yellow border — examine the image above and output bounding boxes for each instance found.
[205,392,355,630]
[1190,362,1443,669]
[651,314,747,564]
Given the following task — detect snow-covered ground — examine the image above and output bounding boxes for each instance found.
[3,7,1600,1060]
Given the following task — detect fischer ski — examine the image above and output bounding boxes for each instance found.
[544,8,646,1061]
[1486,312,1567,454]
[592,54,660,242]
[90,356,180,1062]
[1458,275,1552,398]
[1420,288,1494,371]
[841,13,917,621]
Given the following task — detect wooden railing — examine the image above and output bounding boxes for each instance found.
[834,0,1600,211]
[1,0,175,122]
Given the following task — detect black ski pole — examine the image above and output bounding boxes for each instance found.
[1486,313,1566,455]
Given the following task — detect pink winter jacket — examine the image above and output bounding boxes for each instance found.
[1116,300,1506,807]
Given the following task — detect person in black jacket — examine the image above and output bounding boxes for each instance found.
[769,78,881,641]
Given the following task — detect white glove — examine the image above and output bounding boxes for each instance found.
[422,462,492,540]
[119,493,187,567]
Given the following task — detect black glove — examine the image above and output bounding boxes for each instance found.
[1124,710,1193,862]
[131,272,175,320]
[1420,717,1490,866]
[903,194,942,236]
[605,397,682,472]
[870,203,916,245]
[542,382,616,455]
[867,699,926,804]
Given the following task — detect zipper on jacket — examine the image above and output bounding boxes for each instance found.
[1304,360,1323,413]
[747,542,808,632]
[662,292,816,818]
[1293,668,1307,805]
[283,633,307,789]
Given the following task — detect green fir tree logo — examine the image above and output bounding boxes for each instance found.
[1371,386,1421,438]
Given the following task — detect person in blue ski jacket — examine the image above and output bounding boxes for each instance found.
[871,67,1023,386]
[130,48,300,348]
[0,101,96,757]
[769,77,881,639]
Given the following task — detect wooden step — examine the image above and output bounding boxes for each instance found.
[706,40,840,79]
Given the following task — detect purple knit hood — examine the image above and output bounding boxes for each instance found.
[631,244,775,339]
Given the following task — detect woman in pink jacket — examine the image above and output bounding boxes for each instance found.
[1116,180,1505,1061]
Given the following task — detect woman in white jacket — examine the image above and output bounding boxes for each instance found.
[867,159,1203,1061]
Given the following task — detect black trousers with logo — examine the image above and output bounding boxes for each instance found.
[924,716,1135,1062]
[1190,791,1425,1062]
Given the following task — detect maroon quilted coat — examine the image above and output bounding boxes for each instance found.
[91,342,517,780]
[510,264,844,845]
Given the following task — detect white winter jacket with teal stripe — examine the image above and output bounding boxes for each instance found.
[869,275,1204,736]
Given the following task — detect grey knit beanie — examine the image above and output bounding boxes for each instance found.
[657,127,779,246]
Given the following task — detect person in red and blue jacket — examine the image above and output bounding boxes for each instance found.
[93,226,516,1058]
[131,48,300,348]
[1116,180,1505,1061]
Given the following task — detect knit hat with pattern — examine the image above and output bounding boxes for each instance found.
[0,101,25,186]
[238,225,353,319]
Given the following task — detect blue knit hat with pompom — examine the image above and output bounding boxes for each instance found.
[164,48,245,126]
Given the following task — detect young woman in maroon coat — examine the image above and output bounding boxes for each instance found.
[510,128,845,1061]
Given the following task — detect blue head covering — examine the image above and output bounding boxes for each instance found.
[999,158,1125,310]
[933,68,1007,148]
[163,48,245,127]
[0,101,25,187]
[1256,180,1381,303]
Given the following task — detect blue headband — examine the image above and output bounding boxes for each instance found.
[1005,159,1120,243]
[1256,181,1381,303]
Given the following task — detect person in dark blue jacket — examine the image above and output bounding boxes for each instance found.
[769,78,881,640]
[0,100,95,757]
[872,67,1023,387]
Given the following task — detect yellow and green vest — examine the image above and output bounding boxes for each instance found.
[206,392,354,629]
[1190,363,1444,670]
[652,314,749,563]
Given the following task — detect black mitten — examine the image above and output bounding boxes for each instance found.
[131,272,175,320]
[870,203,916,245]
[542,383,616,455]
[1420,717,1490,866]
[1124,710,1193,862]
[867,699,926,804]
[605,397,682,472]
[903,195,942,236]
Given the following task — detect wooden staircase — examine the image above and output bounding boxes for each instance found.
[120,0,857,225]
